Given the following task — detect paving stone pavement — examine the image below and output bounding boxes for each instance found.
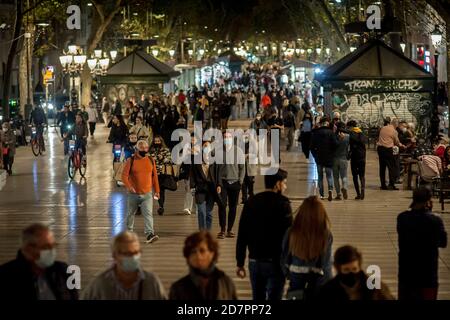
[0,121,449,299]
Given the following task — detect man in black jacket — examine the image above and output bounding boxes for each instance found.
[0,223,78,300]
[347,120,367,200]
[310,117,338,201]
[236,169,293,300]
[397,187,447,300]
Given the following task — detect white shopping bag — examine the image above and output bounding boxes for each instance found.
[0,169,7,191]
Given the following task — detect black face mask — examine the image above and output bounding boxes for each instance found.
[130,141,137,146]
[338,271,364,287]
[138,151,147,157]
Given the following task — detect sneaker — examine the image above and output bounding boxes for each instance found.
[146,234,159,244]
[355,195,361,200]
[217,231,225,239]
[328,191,333,202]
[342,188,348,200]
[158,207,164,215]
[226,231,235,238]
[380,185,388,190]
[183,209,191,215]
[320,194,324,200]
[335,195,342,200]
[388,185,399,190]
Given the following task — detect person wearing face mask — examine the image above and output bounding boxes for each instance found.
[129,117,150,142]
[122,140,160,244]
[0,223,78,300]
[298,110,313,161]
[1,122,16,175]
[236,169,293,300]
[397,187,447,300]
[218,132,245,239]
[170,231,237,300]
[190,141,224,230]
[81,231,166,300]
[318,245,394,301]
[149,135,173,216]
[250,113,267,135]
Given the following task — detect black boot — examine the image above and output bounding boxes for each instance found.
[360,189,365,200]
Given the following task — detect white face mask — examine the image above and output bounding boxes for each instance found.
[36,248,56,269]
[2,127,8,132]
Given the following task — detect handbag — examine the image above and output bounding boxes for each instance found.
[158,164,178,191]
[113,162,125,182]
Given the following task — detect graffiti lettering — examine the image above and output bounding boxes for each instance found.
[343,80,423,92]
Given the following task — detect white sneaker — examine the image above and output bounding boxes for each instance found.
[183,209,191,215]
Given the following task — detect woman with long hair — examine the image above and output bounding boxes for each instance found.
[149,135,172,215]
[281,196,333,300]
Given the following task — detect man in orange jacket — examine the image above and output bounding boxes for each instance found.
[122,140,160,244]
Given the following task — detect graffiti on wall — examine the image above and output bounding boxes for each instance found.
[343,80,424,92]
[337,92,432,136]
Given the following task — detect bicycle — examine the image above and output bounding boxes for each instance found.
[30,125,45,156]
[68,137,87,179]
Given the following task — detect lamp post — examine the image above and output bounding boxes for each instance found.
[59,45,87,107]
[86,49,117,104]
[431,25,443,137]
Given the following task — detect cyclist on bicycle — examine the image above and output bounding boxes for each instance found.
[29,104,47,153]
[107,114,128,154]
[65,113,88,160]
[57,104,76,155]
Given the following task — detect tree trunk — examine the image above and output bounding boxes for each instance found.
[2,0,23,119]
[19,23,34,116]
[81,0,124,107]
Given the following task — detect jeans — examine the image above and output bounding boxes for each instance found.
[158,187,166,208]
[126,192,154,236]
[332,158,348,195]
[182,179,195,212]
[241,175,255,202]
[317,165,334,197]
[248,101,256,118]
[88,122,96,136]
[351,160,366,195]
[286,127,295,151]
[231,105,238,120]
[248,260,286,301]
[377,146,396,187]
[219,181,241,232]
[300,131,311,159]
[197,194,215,230]
[75,139,87,156]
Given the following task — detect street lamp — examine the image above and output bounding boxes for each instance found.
[316,48,322,55]
[199,48,205,56]
[169,49,175,58]
[152,49,159,57]
[325,48,331,56]
[431,24,443,138]
[86,49,116,76]
[59,45,87,106]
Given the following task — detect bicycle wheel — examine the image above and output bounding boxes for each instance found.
[67,155,76,179]
[31,139,39,156]
[79,155,87,177]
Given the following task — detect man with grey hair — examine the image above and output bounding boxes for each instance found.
[81,231,166,300]
[122,139,160,244]
[0,223,78,300]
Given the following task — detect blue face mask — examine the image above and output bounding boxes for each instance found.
[36,248,56,269]
[120,254,141,273]
[224,138,232,146]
